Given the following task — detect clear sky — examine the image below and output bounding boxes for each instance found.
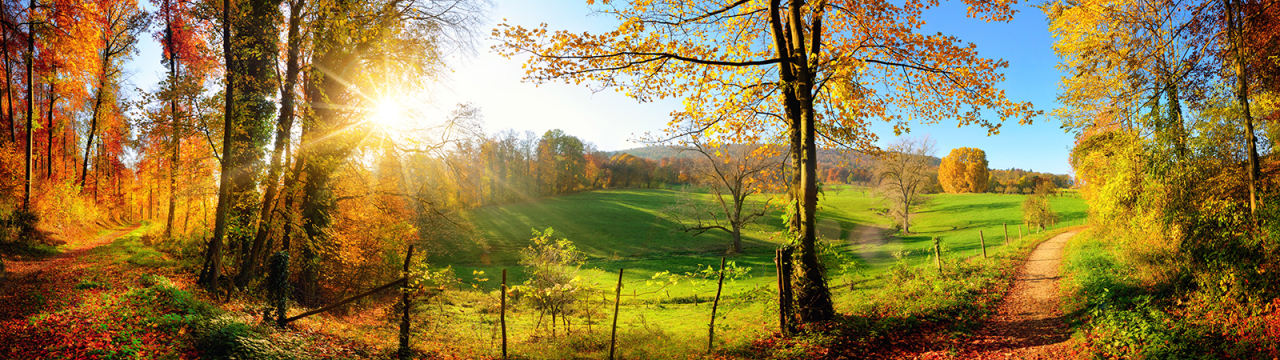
[127,0,1078,175]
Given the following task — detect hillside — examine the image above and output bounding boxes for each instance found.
[616,145,889,166]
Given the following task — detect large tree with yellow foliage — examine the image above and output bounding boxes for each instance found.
[1050,0,1280,351]
[496,0,1038,323]
[938,147,989,193]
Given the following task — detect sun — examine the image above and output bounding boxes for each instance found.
[370,98,407,129]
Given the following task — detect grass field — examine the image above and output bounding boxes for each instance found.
[409,186,1088,358]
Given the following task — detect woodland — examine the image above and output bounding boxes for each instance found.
[0,0,1275,359]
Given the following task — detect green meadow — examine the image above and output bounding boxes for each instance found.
[414,186,1087,357]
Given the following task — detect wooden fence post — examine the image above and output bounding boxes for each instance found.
[774,249,785,335]
[398,245,414,360]
[1019,225,1023,241]
[1003,223,1009,245]
[932,237,942,272]
[979,231,988,259]
[775,248,795,336]
[709,257,726,353]
[501,268,508,360]
[610,268,623,360]
[588,289,593,334]
[778,245,788,333]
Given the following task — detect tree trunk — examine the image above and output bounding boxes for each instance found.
[236,0,302,287]
[787,0,833,323]
[166,117,180,237]
[200,0,234,288]
[216,0,284,284]
[45,80,53,181]
[82,50,109,190]
[2,15,11,145]
[731,224,742,254]
[164,10,179,239]
[1228,0,1262,217]
[295,0,363,305]
[23,0,33,210]
[903,203,910,234]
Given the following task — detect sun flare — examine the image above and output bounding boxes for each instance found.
[371,98,407,129]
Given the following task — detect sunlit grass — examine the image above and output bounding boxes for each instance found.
[411,186,1089,357]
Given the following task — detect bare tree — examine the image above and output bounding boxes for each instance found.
[874,136,936,235]
[666,139,782,253]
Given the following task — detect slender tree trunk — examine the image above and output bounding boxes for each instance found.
[45,80,53,181]
[166,120,180,236]
[200,0,234,288]
[23,0,34,211]
[903,200,911,234]
[60,124,66,179]
[92,145,99,201]
[81,51,108,189]
[164,9,179,239]
[2,16,11,145]
[1228,0,1262,217]
[236,0,302,287]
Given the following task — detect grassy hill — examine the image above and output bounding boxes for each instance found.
[434,187,1085,296]
[411,186,1086,356]
[440,186,1084,268]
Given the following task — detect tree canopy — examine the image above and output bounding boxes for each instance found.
[938,147,989,193]
[497,0,1040,323]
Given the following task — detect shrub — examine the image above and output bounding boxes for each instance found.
[518,228,586,331]
[1022,194,1059,230]
[196,314,290,360]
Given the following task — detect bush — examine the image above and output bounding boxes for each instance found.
[518,228,587,331]
[1022,194,1059,230]
[196,315,291,360]
[1084,297,1210,359]
[31,181,102,235]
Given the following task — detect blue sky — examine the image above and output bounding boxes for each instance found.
[128,0,1077,175]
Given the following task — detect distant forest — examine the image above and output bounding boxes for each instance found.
[617,144,1073,195]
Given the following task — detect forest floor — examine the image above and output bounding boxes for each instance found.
[0,226,139,320]
[2,227,135,279]
[1,224,398,359]
[925,230,1084,359]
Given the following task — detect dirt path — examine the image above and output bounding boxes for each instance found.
[960,230,1078,359]
[0,226,138,321]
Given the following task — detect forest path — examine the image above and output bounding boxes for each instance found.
[955,229,1079,359]
[0,225,140,321]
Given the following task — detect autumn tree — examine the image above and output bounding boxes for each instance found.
[666,139,782,254]
[603,153,656,188]
[874,136,935,234]
[1046,0,1272,235]
[236,0,304,288]
[203,0,272,289]
[498,0,1037,323]
[1052,0,1280,349]
[1021,192,1058,231]
[292,0,484,304]
[535,129,587,195]
[81,0,146,190]
[937,147,989,193]
[152,0,212,239]
[20,0,32,211]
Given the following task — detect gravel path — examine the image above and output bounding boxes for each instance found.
[962,230,1078,359]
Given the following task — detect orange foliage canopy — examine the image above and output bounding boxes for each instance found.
[938,147,989,193]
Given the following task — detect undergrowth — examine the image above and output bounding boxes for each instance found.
[735,226,1083,358]
[1059,228,1280,359]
